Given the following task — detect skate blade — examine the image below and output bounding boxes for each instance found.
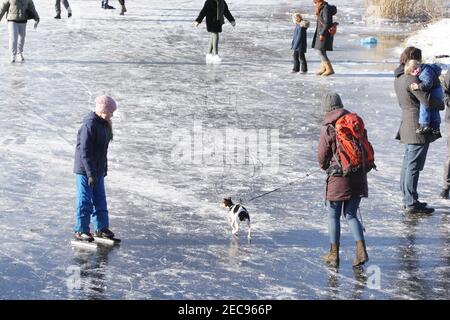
[70,239,98,250]
[93,237,121,246]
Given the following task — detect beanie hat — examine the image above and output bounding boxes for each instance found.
[95,95,117,114]
[322,92,344,113]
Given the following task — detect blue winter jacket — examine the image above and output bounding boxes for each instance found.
[291,20,309,53]
[74,112,112,178]
[418,64,442,91]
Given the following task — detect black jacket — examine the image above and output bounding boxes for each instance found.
[196,0,234,33]
[394,64,444,144]
[74,112,112,178]
[312,2,334,51]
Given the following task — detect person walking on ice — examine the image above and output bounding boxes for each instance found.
[195,0,235,64]
[73,96,118,242]
[0,0,40,63]
[290,12,309,74]
[54,0,72,19]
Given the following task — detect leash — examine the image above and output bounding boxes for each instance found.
[239,168,321,204]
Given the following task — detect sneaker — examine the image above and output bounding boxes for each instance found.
[16,53,24,62]
[54,14,61,19]
[439,188,449,199]
[404,205,434,215]
[212,54,222,64]
[95,228,115,239]
[205,53,213,64]
[10,55,15,63]
[74,232,94,242]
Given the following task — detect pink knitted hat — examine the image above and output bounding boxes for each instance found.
[95,95,117,113]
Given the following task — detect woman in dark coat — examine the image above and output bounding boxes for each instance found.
[195,0,235,63]
[317,93,369,268]
[311,0,336,76]
[73,96,117,242]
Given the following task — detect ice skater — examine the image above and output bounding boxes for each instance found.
[54,0,72,19]
[195,0,236,64]
[0,0,40,63]
[73,96,118,242]
[290,12,309,74]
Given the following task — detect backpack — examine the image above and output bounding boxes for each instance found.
[327,113,376,177]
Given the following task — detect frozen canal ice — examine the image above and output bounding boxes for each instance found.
[0,0,449,299]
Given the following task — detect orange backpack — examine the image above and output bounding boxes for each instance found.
[329,113,376,176]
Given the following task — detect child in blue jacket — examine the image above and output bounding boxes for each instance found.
[291,12,310,73]
[406,59,444,136]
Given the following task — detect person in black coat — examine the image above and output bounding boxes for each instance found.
[73,96,117,242]
[440,69,450,199]
[291,12,310,74]
[311,0,336,76]
[195,0,235,63]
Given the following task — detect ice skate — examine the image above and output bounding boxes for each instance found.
[94,228,115,239]
[93,228,121,245]
[212,54,222,64]
[205,53,214,64]
[74,232,94,242]
[16,53,24,62]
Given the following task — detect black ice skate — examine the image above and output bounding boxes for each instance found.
[74,232,94,242]
[94,228,121,245]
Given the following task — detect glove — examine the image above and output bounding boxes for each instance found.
[320,35,325,41]
[231,20,236,27]
[195,21,200,27]
[34,19,39,29]
[88,176,97,188]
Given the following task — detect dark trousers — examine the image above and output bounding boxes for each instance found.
[443,126,450,189]
[293,51,307,73]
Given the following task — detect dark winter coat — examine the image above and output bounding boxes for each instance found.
[291,21,310,53]
[318,108,368,201]
[394,64,445,144]
[74,112,112,178]
[418,64,442,91]
[196,0,234,33]
[444,69,450,123]
[311,2,335,51]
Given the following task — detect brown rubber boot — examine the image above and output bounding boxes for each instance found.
[316,62,326,75]
[322,61,335,76]
[323,243,339,267]
[353,240,369,267]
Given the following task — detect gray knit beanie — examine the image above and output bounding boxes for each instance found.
[322,92,344,113]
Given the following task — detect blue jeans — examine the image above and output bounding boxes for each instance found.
[74,174,109,233]
[327,197,364,244]
[419,87,443,128]
[400,143,429,208]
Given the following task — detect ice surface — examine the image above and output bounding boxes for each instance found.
[0,0,449,299]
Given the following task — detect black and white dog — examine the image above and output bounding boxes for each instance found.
[220,198,252,239]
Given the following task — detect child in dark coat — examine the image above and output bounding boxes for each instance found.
[291,12,309,73]
[195,0,235,64]
[406,59,444,136]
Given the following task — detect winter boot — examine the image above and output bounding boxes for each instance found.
[316,62,326,75]
[352,240,369,267]
[440,188,449,199]
[54,14,61,19]
[16,53,24,62]
[322,61,335,76]
[95,228,115,239]
[323,243,339,267]
[120,5,127,15]
[74,232,94,242]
